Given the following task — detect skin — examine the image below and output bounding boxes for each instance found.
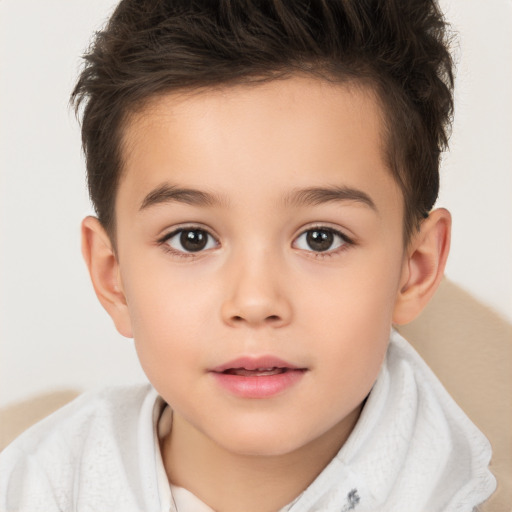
[82,76,451,512]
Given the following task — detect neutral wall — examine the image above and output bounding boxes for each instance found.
[1,0,511,408]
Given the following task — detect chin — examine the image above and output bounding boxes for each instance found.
[224,438,303,458]
[211,423,318,458]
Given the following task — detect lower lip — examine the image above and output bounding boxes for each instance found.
[211,369,306,398]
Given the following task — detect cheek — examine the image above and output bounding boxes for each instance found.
[301,247,402,322]
[120,261,215,375]
[299,249,403,372]
[123,252,214,325]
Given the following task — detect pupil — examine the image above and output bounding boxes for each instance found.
[306,230,333,252]
[180,230,208,252]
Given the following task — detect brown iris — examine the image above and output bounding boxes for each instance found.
[306,229,334,252]
[180,229,209,252]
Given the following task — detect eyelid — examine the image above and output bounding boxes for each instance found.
[157,223,218,242]
[157,224,220,256]
[293,223,354,242]
[292,224,354,254]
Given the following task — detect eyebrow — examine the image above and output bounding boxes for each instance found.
[284,186,378,212]
[139,184,226,211]
[139,183,377,213]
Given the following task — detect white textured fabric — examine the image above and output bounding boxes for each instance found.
[282,330,496,512]
[0,331,496,512]
[0,384,168,512]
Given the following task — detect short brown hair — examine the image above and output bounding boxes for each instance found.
[71,0,454,241]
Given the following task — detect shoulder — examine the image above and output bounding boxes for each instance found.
[0,383,162,512]
[1,383,156,457]
[386,330,496,509]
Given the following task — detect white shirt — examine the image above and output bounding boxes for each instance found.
[0,331,496,511]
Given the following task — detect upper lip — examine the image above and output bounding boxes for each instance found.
[210,356,304,373]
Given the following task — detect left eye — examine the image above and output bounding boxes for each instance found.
[164,228,218,253]
[293,228,347,253]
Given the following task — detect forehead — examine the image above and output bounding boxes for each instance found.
[117,76,401,219]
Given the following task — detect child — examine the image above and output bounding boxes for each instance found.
[0,0,496,510]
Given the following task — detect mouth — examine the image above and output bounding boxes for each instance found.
[211,355,305,374]
[221,367,294,377]
[210,356,307,398]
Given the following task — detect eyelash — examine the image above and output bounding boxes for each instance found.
[157,225,354,259]
[158,226,219,259]
[293,226,353,259]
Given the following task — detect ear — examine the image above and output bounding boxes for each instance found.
[393,208,451,325]
[81,216,133,338]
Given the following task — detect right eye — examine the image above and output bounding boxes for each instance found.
[163,228,218,254]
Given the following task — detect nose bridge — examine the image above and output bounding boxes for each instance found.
[221,240,291,327]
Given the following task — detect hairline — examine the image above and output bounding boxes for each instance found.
[103,71,413,251]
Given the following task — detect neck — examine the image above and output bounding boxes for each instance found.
[161,406,361,512]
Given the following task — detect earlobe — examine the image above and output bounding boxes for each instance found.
[81,216,133,338]
[393,208,451,325]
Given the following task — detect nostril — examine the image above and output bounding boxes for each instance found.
[230,314,281,324]
[222,297,291,327]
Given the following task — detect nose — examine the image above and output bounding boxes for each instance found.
[220,250,292,328]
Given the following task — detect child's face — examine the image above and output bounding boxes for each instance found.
[113,76,408,456]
